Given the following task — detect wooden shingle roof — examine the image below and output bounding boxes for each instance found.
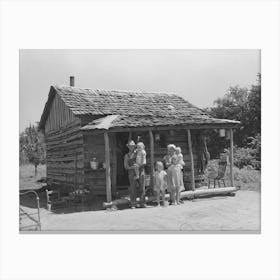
[55,85,210,117]
[39,85,240,130]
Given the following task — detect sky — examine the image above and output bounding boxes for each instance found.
[19,49,260,132]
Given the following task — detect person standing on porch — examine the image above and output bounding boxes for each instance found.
[124,140,147,208]
[135,141,147,208]
[163,144,176,169]
[124,140,137,208]
[175,146,185,192]
[133,142,146,179]
[163,144,176,204]
[154,161,168,207]
[167,155,182,205]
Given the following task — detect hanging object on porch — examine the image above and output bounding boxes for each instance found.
[226,129,231,139]
[155,133,160,141]
[90,157,98,170]
[219,128,226,137]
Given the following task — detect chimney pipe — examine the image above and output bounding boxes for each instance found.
[70,76,75,87]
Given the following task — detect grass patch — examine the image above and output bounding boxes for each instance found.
[20,164,46,190]
[206,160,261,192]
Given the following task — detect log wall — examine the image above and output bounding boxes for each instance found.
[45,118,84,193]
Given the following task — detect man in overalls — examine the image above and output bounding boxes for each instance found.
[124,140,146,208]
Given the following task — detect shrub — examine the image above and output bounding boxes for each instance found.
[233,144,260,170]
[205,159,261,191]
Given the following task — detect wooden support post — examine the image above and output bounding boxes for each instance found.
[187,129,195,191]
[111,133,117,197]
[229,128,234,188]
[74,150,77,190]
[128,131,132,142]
[104,131,112,203]
[149,130,155,187]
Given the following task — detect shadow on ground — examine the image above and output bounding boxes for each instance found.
[20,187,106,214]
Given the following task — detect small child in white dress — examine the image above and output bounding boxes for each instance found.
[167,155,182,205]
[154,161,167,207]
[175,146,185,192]
[133,142,146,179]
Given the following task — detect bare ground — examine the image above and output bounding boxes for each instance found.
[19,164,261,232]
[20,190,260,232]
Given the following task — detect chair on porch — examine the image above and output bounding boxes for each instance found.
[207,154,228,188]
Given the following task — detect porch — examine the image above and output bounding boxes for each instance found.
[82,120,238,206]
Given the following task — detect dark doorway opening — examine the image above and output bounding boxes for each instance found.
[116,132,130,190]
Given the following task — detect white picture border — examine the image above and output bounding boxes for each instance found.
[1,0,280,279]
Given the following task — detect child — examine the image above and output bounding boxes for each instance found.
[175,147,185,168]
[167,155,182,205]
[175,146,185,192]
[133,142,146,179]
[154,161,168,207]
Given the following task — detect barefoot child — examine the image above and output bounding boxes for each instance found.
[154,161,167,206]
[133,142,146,179]
[167,155,182,205]
[175,146,185,193]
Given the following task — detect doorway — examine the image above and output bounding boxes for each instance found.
[116,132,130,190]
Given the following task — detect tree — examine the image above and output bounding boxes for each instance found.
[19,124,46,177]
[205,73,261,158]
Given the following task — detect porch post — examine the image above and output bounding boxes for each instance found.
[74,150,77,189]
[128,131,132,142]
[187,129,195,191]
[229,128,234,188]
[149,130,155,188]
[104,131,112,203]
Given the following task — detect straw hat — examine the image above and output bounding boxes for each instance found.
[126,140,136,147]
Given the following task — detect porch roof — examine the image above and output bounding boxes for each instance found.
[81,114,240,131]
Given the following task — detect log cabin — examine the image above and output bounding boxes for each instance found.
[39,78,239,203]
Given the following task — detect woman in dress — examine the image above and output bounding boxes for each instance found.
[175,146,185,192]
[163,144,176,169]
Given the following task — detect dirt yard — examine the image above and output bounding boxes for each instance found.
[19,164,261,232]
[19,191,260,232]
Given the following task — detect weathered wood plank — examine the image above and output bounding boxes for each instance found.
[104,132,112,203]
[46,128,82,142]
[47,161,84,169]
[46,154,84,162]
[45,94,76,134]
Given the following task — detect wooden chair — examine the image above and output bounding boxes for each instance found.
[208,160,227,188]
[45,189,68,210]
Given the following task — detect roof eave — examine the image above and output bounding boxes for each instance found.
[81,122,240,133]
